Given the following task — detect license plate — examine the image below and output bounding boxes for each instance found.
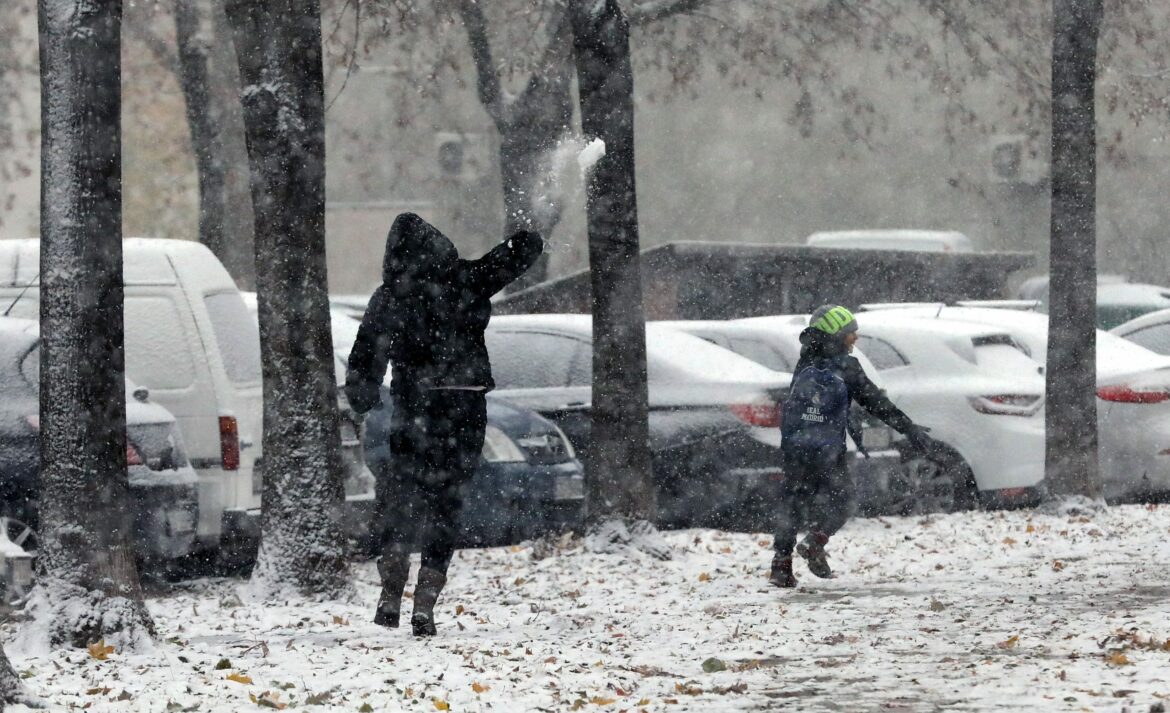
[554,475,584,500]
[167,510,196,535]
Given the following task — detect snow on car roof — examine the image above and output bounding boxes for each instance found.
[874,305,1170,379]
[1096,282,1170,306]
[491,314,786,384]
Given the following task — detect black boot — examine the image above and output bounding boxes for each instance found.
[769,553,797,588]
[796,531,834,579]
[373,545,411,628]
[411,567,447,637]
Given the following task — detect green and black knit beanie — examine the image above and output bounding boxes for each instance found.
[810,304,858,336]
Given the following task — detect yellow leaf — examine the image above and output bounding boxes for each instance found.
[1025,524,1035,533]
[433,698,450,710]
[1107,651,1132,666]
[472,682,490,693]
[698,572,712,582]
[636,699,651,706]
[455,605,465,616]
[87,639,115,661]
[1002,537,1017,546]
[996,635,1019,649]
[589,696,616,705]
[332,615,349,625]
[227,672,253,685]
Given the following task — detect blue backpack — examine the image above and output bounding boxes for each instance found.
[781,358,851,457]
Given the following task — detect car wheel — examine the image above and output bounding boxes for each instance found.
[887,452,979,516]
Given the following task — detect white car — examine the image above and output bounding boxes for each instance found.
[867,305,1170,500]
[745,312,1048,512]
[1111,308,1170,355]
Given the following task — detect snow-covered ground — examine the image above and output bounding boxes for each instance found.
[6,503,1170,712]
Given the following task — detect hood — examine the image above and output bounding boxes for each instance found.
[382,213,458,286]
[798,326,847,359]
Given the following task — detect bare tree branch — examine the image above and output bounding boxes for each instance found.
[454,0,506,126]
[125,15,179,75]
[628,0,712,25]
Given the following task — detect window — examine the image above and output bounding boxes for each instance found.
[728,337,791,372]
[125,297,197,389]
[204,292,262,384]
[856,335,908,370]
[973,343,1041,374]
[1124,324,1170,356]
[485,331,578,388]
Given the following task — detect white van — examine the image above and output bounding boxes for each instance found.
[0,238,263,551]
[805,229,974,253]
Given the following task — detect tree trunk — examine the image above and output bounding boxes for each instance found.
[571,0,658,526]
[175,0,256,289]
[225,0,350,599]
[1045,0,1102,499]
[31,0,154,650]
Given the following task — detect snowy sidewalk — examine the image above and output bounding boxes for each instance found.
[6,504,1170,712]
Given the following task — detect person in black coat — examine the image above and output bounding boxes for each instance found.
[346,213,543,635]
[771,304,941,588]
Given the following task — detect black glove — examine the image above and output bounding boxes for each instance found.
[344,379,382,416]
[905,426,948,462]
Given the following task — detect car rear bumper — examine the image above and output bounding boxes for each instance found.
[1100,408,1170,499]
[128,469,199,561]
[958,415,1046,491]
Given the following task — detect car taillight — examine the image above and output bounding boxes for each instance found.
[967,394,1042,416]
[126,443,144,466]
[730,402,781,428]
[1096,385,1170,404]
[220,415,240,470]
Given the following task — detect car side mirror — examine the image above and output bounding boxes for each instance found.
[133,387,150,403]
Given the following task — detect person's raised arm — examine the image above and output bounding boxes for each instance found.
[461,230,544,297]
[345,285,396,414]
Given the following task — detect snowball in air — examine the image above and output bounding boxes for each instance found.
[577,138,606,173]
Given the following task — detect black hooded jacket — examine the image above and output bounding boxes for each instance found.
[345,213,543,412]
[793,326,917,436]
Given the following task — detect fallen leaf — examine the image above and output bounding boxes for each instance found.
[996,635,1019,650]
[1053,560,1066,571]
[1002,537,1017,546]
[472,682,490,694]
[226,672,253,685]
[433,698,450,710]
[331,615,349,626]
[455,605,465,616]
[698,572,712,582]
[86,687,111,695]
[589,696,616,705]
[87,640,115,661]
[1106,651,1132,666]
[1026,523,1035,533]
[674,682,703,696]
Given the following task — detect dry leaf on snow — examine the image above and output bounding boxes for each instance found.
[87,640,115,661]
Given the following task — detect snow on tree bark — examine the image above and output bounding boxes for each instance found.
[225,0,351,599]
[571,0,665,557]
[175,0,256,290]
[27,0,155,651]
[1045,0,1102,499]
[0,642,33,706]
